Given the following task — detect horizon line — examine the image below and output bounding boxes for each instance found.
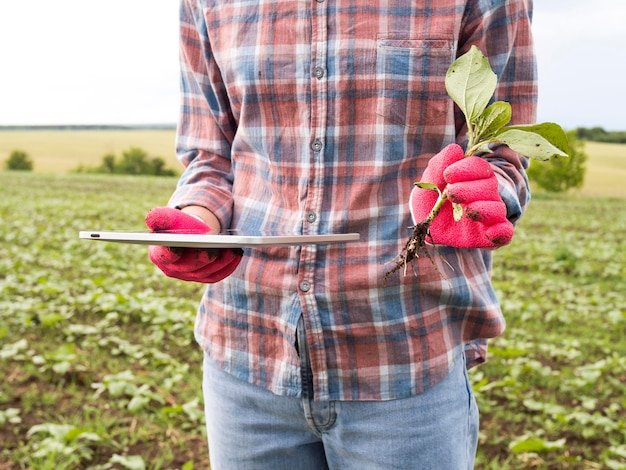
[0,123,176,130]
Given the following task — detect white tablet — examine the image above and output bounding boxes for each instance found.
[79,230,360,248]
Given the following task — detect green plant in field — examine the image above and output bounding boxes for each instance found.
[385,46,570,283]
[0,338,29,360]
[107,453,147,470]
[0,407,21,427]
[92,370,166,413]
[32,343,87,375]
[26,423,102,467]
[5,149,34,171]
[509,434,567,455]
[527,130,588,192]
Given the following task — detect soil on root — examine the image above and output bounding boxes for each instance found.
[383,220,433,287]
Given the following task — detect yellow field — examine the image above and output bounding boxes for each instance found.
[0,129,178,174]
[579,141,626,198]
[1,129,624,197]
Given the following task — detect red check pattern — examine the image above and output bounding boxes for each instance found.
[167,0,536,400]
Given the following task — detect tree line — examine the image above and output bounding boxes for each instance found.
[3,147,177,176]
[73,147,177,176]
[575,127,626,144]
[0,124,175,131]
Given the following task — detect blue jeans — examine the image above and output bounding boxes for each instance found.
[202,323,479,469]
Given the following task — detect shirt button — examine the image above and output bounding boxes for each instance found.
[311,139,322,152]
[299,280,311,292]
[306,211,317,223]
[313,66,325,79]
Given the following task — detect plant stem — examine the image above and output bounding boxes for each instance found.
[466,123,477,155]
[425,189,449,225]
[465,140,490,158]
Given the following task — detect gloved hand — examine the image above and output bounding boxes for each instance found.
[145,207,242,282]
[409,144,514,248]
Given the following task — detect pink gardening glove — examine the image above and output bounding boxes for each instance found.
[409,144,514,248]
[145,207,242,283]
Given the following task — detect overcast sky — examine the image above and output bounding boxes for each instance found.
[0,0,624,130]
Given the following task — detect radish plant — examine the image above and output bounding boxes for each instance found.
[384,46,570,285]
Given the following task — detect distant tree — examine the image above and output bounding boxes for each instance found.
[527,130,587,193]
[100,153,116,174]
[149,157,177,177]
[76,146,178,176]
[575,126,607,141]
[117,147,150,175]
[5,150,34,171]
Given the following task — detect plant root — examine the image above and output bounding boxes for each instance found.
[383,219,433,287]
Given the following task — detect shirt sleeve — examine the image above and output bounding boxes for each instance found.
[167,0,237,230]
[458,0,536,225]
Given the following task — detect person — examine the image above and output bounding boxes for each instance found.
[146,0,536,468]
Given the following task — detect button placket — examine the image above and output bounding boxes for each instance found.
[296,0,330,400]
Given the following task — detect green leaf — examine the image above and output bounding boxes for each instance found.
[494,129,569,161]
[0,408,21,427]
[0,339,28,360]
[181,461,195,470]
[414,182,440,193]
[475,101,511,141]
[509,436,567,454]
[39,312,66,327]
[501,122,571,157]
[65,427,101,443]
[52,361,72,375]
[109,454,147,470]
[128,395,150,413]
[48,343,77,362]
[27,423,74,440]
[445,45,497,123]
[452,202,463,222]
[182,398,205,422]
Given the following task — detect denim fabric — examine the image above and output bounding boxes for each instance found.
[202,325,479,470]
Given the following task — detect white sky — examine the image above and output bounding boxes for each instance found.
[0,0,624,130]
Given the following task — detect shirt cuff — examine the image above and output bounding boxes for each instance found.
[168,182,234,231]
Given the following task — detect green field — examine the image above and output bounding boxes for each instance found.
[1,129,625,197]
[0,164,625,466]
[0,173,208,468]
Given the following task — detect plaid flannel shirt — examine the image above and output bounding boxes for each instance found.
[169,0,536,400]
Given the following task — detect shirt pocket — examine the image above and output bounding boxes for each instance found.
[376,36,454,128]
